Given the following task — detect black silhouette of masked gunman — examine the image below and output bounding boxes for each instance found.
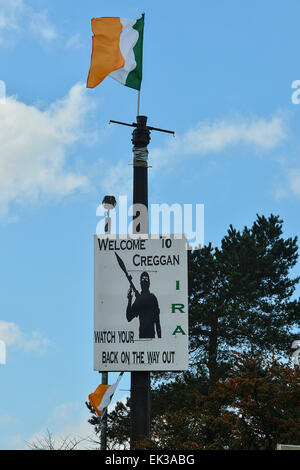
[126,271,161,339]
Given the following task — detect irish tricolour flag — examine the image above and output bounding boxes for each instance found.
[87,15,144,91]
[88,372,124,418]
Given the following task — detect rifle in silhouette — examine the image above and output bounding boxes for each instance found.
[115,253,140,297]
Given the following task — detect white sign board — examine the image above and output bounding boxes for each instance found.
[94,235,189,372]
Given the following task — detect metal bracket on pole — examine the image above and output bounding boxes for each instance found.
[109,116,175,169]
[109,118,175,136]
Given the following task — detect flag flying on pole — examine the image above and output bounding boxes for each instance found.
[87,15,144,91]
[88,372,124,418]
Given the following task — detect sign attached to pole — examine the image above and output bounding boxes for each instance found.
[94,234,189,372]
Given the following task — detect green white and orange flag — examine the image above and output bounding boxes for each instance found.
[88,372,124,418]
[87,15,144,91]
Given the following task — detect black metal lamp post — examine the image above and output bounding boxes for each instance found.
[100,194,116,450]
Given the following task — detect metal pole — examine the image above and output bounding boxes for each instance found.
[137,90,141,118]
[130,115,151,447]
[100,371,108,450]
[100,209,110,450]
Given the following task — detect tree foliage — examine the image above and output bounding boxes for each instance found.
[86,398,131,450]
[138,354,300,450]
[189,214,300,384]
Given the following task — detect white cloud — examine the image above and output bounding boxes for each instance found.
[150,114,287,169]
[184,115,285,152]
[287,168,300,196]
[0,1,57,44]
[27,403,95,450]
[88,114,287,203]
[0,0,24,36]
[0,320,50,353]
[10,393,130,449]
[0,83,93,216]
[27,395,129,450]
[276,168,300,199]
[29,10,57,42]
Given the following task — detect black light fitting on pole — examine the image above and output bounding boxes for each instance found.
[102,195,117,210]
[102,195,116,235]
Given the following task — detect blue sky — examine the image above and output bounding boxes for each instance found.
[0,0,300,449]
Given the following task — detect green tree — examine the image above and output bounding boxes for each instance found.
[138,354,300,450]
[189,214,300,385]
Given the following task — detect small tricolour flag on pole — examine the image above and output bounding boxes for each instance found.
[88,372,124,418]
[87,14,144,91]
